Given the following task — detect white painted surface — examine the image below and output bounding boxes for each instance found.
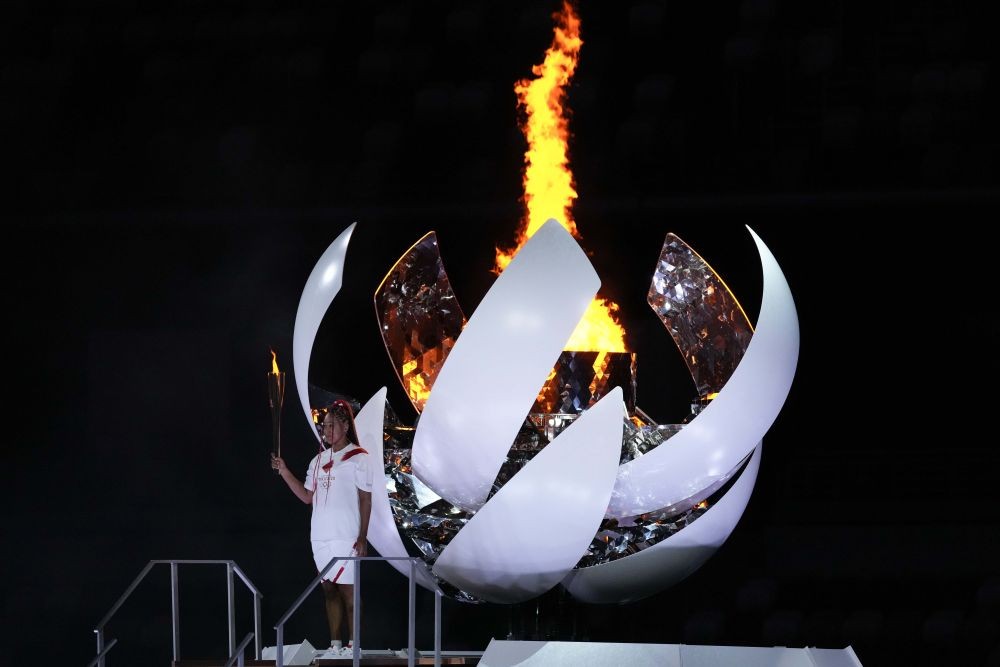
[434,389,624,603]
[292,223,356,443]
[412,220,600,512]
[563,441,761,602]
[607,226,799,518]
[479,641,864,667]
[354,387,438,590]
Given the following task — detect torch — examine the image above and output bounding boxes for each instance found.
[267,349,286,472]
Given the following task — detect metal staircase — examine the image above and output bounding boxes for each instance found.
[90,559,263,667]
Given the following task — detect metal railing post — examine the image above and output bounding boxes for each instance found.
[94,560,263,667]
[170,562,181,661]
[408,561,416,667]
[275,624,284,667]
[86,638,119,667]
[94,560,158,665]
[435,589,442,667]
[95,630,105,667]
[273,555,453,666]
[254,592,263,659]
[226,562,236,656]
[224,631,255,667]
[353,559,361,667]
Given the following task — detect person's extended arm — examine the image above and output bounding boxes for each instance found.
[271,455,313,504]
[355,490,372,556]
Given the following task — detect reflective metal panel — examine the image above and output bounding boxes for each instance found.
[608,227,799,518]
[647,233,753,398]
[375,232,466,413]
[412,221,601,512]
[533,351,636,415]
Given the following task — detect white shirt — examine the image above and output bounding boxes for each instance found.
[305,443,373,541]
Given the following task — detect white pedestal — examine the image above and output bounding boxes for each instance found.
[479,640,864,667]
[260,639,316,666]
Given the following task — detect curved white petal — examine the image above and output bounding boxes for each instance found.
[434,389,625,604]
[607,226,798,518]
[563,440,761,603]
[355,387,439,591]
[292,223,356,442]
[412,220,600,512]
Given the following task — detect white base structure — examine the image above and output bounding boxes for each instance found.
[479,640,863,667]
[261,639,316,665]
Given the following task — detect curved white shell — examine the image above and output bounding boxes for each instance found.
[563,440,761,603]
[292,223,799,605]
[355,386,439,591]
[412,220,600,512]
[606,226,798,518]
[292,223,356,442]
[434,388,625,603]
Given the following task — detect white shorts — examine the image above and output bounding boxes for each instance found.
[311,540,357,584]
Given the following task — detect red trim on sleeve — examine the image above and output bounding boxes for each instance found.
[341,447,368,461]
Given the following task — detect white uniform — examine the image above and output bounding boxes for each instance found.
[305,443,373,583]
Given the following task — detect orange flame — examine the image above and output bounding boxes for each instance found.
[270,348,280,374]
[495,1,627,353]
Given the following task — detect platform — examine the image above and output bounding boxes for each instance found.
[174,651,482,667]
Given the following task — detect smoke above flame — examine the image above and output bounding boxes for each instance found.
[495,1,627,353]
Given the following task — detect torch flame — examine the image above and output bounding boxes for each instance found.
[270,348,280,374]
[496,1,627,353]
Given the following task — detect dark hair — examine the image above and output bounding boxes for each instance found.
[313,399,359,446]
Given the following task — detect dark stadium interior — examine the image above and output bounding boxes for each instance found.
[3,2,998,665]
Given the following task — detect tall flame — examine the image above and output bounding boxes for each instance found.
[270,348,280,374]
[495,1,627,353]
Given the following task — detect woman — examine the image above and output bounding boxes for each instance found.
[271,399,373,656]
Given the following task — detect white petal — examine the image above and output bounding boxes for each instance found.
[412,220,600,511]
[434,389,625,603]
[292,223,356,443]
[355,386,438,591]
[563,441,761,603]
[607,226,798,517]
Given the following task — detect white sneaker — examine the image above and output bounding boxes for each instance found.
[340,644,357,657]
[315,641,337,658]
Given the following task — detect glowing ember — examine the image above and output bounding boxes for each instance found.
[496,1,627,353]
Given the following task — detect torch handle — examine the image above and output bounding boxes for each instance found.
[267,371,286,475]
[271,411,282,474]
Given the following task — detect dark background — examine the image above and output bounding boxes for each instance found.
[3,1,999,666]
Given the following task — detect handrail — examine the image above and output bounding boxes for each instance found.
[230,562,264,597]
[85,638,117,667]
[92,559,263,667]
[224,632,256,667]
[95,561,157,630]
[274,555,443,667]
